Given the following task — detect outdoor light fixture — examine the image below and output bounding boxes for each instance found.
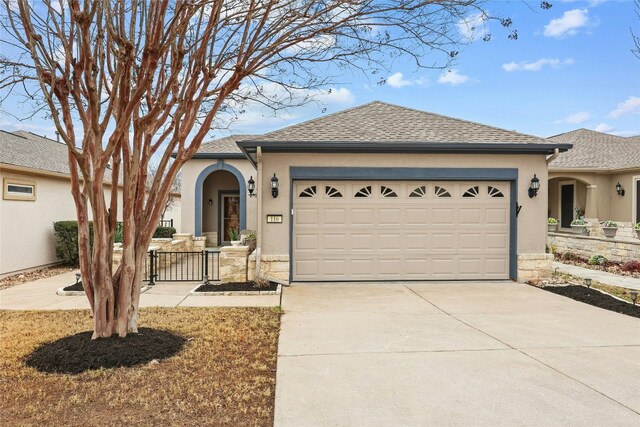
[584,277,592,288]
[208,198,213,206]
[615,182,625,196]
[247,176,257,197]
[528,174,540,198]
[271,173,279,198]
[631,290,638,306]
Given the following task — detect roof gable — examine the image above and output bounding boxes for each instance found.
[548,129,640,170]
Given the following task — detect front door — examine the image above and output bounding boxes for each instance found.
[220,193,240,244]
[560,183,574,228]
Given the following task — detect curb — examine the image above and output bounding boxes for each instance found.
[188,284,282,296]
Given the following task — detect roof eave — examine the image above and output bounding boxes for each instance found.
[236,141,572,155]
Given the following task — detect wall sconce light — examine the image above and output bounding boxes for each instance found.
[528,174,540,198]
[247,176,257,197]
[271,173,279,198]
[615,182,625,196]
[208,198,213,206]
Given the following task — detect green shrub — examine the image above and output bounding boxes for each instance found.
[547,218,558,224]
[588,255,607,266]
[634,222,640,231]
[114,222,124,243]
[53,221,93,266]
[602,220,618,228]
[571,219,587,226]
[153,226,176,238]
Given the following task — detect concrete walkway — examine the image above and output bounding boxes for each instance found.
[554,261,640,291]
[0,271,280,310]
[275,282,640,426]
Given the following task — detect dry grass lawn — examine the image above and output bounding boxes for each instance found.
[0,307,280,426]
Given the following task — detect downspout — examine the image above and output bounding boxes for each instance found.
[546,148,560,164]
[256,146,263,274]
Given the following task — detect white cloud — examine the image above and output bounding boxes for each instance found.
[313,87,355,105]
[502,58,574,72]
[594,123,614,132]
[457,12,489,42]
[387,72,413,88]
[544,9,590,38]
[611,130,640,137]
[608,96,640,118]
[438,70,470,86]
[554,111,591,124]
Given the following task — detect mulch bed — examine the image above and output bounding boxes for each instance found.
[194,280,279,292]
[25,327,186,374]
[554,253,640,279]
[62,281,84,292]
[542,285,640,318]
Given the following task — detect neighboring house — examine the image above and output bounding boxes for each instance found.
[547,129,640,229]
[180,101,570,282]
[0,130,182,276]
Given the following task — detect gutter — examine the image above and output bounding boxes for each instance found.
[546,148,560,164]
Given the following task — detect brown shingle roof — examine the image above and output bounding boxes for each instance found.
[548,129,640,170]
[197,134,256,154]
[251,101,547,144]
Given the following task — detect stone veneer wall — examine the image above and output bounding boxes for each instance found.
[517,254,553,282]
[248,254,290,283]
[220,246,251,283]
[548,232,640,263]
[112,233,207,271]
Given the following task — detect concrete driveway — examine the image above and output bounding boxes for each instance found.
[274,282,640,426]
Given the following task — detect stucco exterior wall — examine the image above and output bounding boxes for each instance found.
[259,153,549,264]
[548,169,639,222]
[180,158,257,237]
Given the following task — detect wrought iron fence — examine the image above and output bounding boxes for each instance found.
[158,219,174,228]
[145,249,220,284]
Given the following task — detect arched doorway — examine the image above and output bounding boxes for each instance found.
[195,162,246,246]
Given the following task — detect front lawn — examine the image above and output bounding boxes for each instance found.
[0,307,280,426]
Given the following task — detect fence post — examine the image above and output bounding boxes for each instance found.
[170,218,173,228]
[148,249,156,286]
[203,250,210,284]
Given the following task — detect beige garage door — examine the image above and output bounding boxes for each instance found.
[292,181,510,281]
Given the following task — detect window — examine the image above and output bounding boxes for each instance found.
[434,186,451,198]
[299,186,317,198]
[409,186,427,198]
[380,186,398,198]
[3,178,36,201]
[462,186,480,198]
[325,186,343,198]
[488,186,504,198]
[354,186,372,198]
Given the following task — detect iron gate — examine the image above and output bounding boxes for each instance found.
[145,249,220,283]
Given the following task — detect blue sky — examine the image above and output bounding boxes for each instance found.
[1,0,639,140]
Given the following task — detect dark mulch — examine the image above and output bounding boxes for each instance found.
[194,280,279,292]
[24,327,186,374]
[62,281,84,292]
[542,285,640,318]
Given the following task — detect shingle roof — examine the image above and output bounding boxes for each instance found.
[1,130,73,175]
[1,130,120,181]
[250,101,547,144]
[547,129,640,170]
[197,134,256,154]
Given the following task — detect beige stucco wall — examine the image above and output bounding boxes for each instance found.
[180,158,257,237]
[548,169,639,222]
[259,153,549,261]
[1,168,183,276]
[163,195,182,232]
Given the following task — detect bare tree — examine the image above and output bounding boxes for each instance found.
[0,0,523,338]
[633,0,640,59]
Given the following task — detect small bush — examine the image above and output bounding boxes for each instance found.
[588,255,607,266]
[114,222,124,243]
[602,220,618,228]
[571,219,587,226]
[621,260,640,273]
[153,226,176,238]
[634,222,640,231]
[561,251,578,261]
[53,221,94,266]
[548,217,558,224]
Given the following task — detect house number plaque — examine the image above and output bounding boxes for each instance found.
[266,214,283,224]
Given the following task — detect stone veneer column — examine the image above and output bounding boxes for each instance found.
[220,246,250,283]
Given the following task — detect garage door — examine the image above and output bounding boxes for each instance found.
[292,181,510,281]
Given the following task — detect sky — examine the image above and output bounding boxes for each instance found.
[1,0,639,141]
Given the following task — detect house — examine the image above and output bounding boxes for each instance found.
[0,130,182,276]
[547,129,640,230]
[180,101,571,282]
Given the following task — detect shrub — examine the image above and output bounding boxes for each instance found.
[588,254,607,266]
[561,251,578,261]
[635,222,640,231]
[153,226,176,238]
[571,219,587,226]
[621,260,640,273]
[548,218,558,224]
[114,222,124,243]
[602,220,618,228]
[53,221,93,266]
